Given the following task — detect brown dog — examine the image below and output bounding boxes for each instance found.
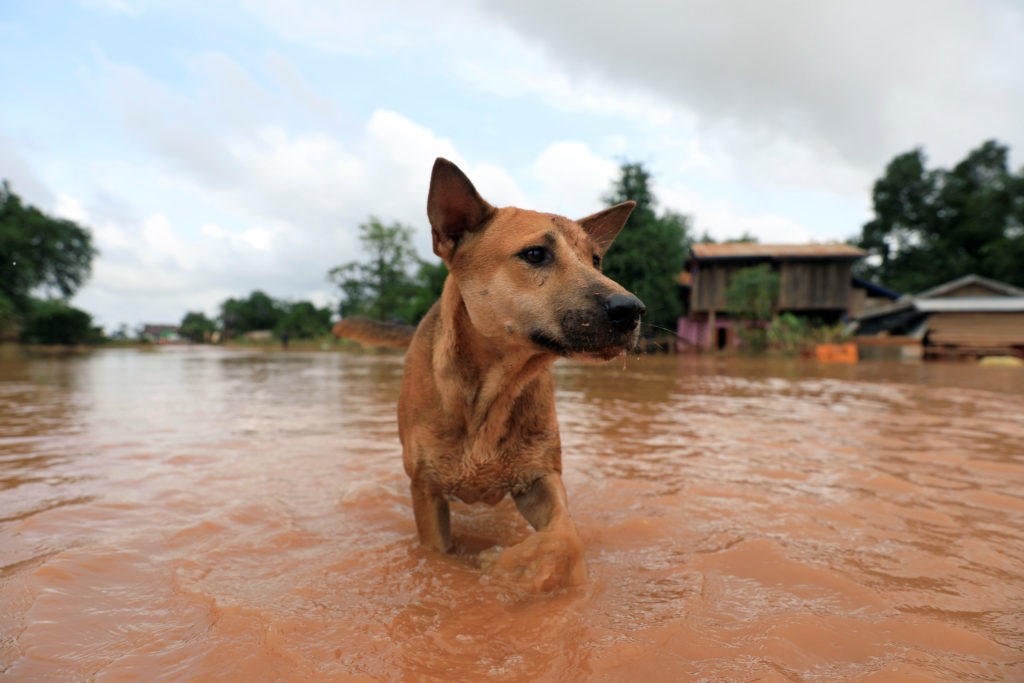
[335,158,644,591]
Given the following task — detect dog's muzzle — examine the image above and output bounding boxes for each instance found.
[545,292,646,357]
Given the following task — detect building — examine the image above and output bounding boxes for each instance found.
[141,324,182,344]
[677,243,868,350]
[854,274,1024,359]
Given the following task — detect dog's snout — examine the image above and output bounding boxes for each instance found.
[603,293,646,331]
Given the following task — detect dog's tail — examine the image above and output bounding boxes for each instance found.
[332,316,415,349]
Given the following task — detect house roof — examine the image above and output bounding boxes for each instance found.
[916,297,1024,313]
[915,273,1024,299]
[852,276,901,300]
[689,242,867,260]
[142,324,179,335]
[855,274,1024,322]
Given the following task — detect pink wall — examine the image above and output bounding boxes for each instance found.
[676,317,743,351]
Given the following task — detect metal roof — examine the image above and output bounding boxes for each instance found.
[689,242,867,260]
[915,273,1024,299]
[915,297,1024,313]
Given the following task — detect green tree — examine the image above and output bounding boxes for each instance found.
[0,181,96,324]
[180,311,217,343]
[327,217,426,323]
[601,163,692,334]
[724,264,780,351]
[856,140,1024,292]
[406,260,448,323]
[19,299,102,345]
[220,290,285,337]
[276,301,332,339]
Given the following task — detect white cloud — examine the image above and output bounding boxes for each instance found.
[530,141,618,218]
[477,0,1024,173]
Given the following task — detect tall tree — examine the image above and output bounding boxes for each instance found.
[327,218,426,323]
[0,181,96,319]
[856,140,1024,293]
[601,163,692,334]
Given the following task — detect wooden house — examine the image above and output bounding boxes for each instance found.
[854,274,1024,359]
[677,243,867,350]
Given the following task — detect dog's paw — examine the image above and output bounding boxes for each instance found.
[486,530,588,592]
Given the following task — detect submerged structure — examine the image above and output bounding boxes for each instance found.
[676,243,871,350]
[853,274,1024,360]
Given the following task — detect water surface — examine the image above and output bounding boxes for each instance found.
[2,346,1023,679]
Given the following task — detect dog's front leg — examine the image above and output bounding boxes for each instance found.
[410,481,451,553]
[489,472,588,591]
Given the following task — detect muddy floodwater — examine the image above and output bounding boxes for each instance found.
[2,346,1024,680]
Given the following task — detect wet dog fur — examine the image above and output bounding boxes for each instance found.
[343,158,644,591]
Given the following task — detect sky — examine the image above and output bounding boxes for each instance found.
[2,0,1023,329]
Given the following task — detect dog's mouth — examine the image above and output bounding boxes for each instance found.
[529,310,640,359]
[529,330,569,355]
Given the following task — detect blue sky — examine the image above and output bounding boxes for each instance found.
[3,0,1023,328]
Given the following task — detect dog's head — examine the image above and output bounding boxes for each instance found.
[427,158,645,360]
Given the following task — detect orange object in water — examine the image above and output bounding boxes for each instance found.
[815,342,858,363]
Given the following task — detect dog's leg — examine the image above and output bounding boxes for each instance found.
[489,472,588,591]
[410,481,452,553]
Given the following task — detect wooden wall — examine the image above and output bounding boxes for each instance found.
[928,312,1024,347]
[690,259,853,313]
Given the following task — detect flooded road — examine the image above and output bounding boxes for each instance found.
[2,345,1023,680]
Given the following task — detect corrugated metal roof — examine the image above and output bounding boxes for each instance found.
[915,297,1024,312]
[689,242,867,259]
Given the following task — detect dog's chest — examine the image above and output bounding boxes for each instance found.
[439,426,553,505]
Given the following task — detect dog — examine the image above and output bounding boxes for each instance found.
[334,158,644,591]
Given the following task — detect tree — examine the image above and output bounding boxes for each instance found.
[725,264,780,321]
[601,163,692,334]
[220,290,285,337]
[180,311,217,343]
[327,218,427,323]
[856,140,1024,293]
[19,299,102,345]
[0,181,96,322]
[406,260,448,323]
[724,264,780,351]
[275,301,332,339]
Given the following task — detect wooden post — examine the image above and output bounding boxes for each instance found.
[708,309,716,351]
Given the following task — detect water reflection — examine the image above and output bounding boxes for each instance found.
[1,346,1023,679]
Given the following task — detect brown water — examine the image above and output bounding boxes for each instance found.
[2,346,1024,681]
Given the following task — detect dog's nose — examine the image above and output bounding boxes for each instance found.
[604,293,646,331]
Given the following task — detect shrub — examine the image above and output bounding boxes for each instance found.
[20,299,102,345]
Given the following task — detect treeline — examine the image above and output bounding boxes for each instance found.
[176,292,334,343]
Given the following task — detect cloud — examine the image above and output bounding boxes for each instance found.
[530,141,618,218]
[477,0,1024,171]
[65,52,553,327]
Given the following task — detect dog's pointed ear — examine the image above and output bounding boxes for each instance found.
[427,158,495,261]
[577,201,635,255]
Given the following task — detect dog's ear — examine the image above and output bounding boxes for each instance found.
[577,201,635,255]
[427,158,495,261]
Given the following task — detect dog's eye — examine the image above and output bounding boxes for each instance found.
[520,246,550,265]
[592,254,601,269]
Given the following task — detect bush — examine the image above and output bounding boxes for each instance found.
[767,313,849,356]
[20,299,102,345]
